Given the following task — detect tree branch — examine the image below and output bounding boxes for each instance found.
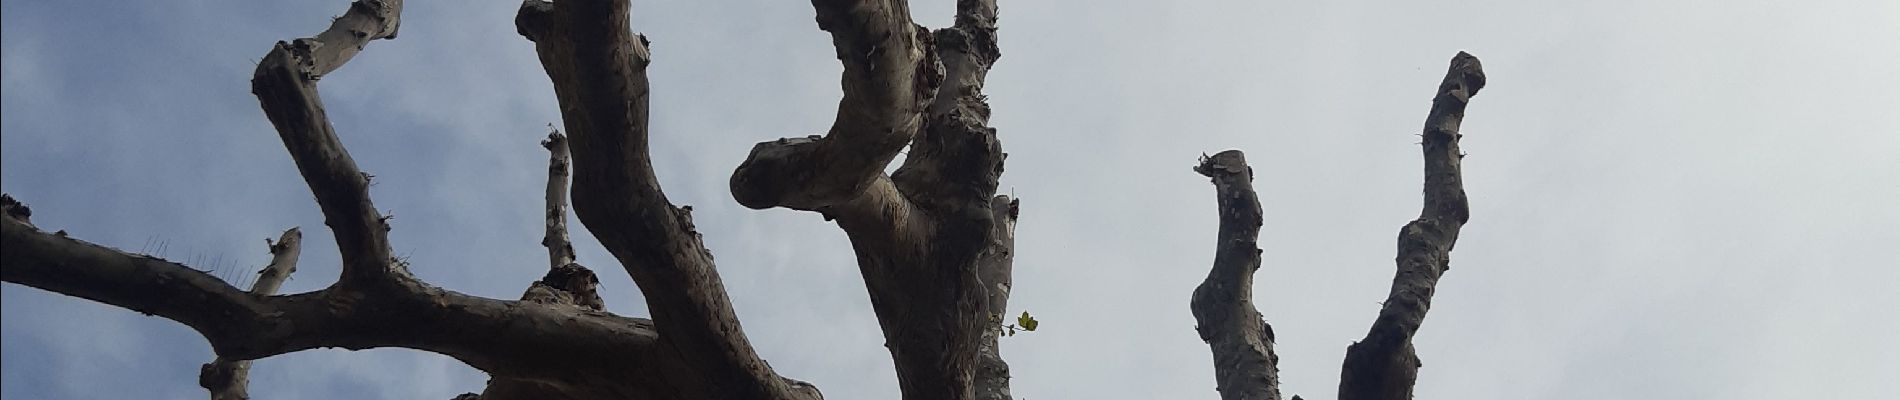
[2,214,661,376]
[973,195,1018,400]
[515,1,818,398]
[729,0,940,219]
[541,129,576,269]
[251,0,404,286]
[725,2,1009,399]
[893,0,1004,211]
[1191,150,1282,400]
[1337,51,1485,400]
[200,227,303,400]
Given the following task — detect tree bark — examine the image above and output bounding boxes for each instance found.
[515,0,822,398]
[973,195,1019,400]
[200,228,303,400]
[7,0,1024,398]
[724,1,1010,399]
[1336,51,1485,400]
[541,129,577,269]
[1191,150,1282,400]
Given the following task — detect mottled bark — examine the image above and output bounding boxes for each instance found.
[200,228,303,400]
[1336,52,1484,400]
[974,195,1019,400]
[722,0,1009,398]
[1191,150,1281,400]
[541,130,577,269]
[250,0,402,287]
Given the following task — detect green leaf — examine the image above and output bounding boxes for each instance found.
[1017,311,1038,332]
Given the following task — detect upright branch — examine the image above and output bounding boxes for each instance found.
[541,129,576,269]
[893,0,1005,210]
[1191,150,1282,400]
[973,195,1019,400]
[200,228,303,400]
[1337,52,1485,400]
[251,0,404,286]
[517,1,818,398]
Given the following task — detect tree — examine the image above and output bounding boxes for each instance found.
[0,1,1482,399]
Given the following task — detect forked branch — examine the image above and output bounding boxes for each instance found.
[251,0,404,285]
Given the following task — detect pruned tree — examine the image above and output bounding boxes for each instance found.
[1190,52,1485,400]
[0,0,1484,399]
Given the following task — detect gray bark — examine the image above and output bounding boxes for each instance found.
[974,195,1019,400]
[199,228,303,400]
[1336,52,1484,400]
[1192,150,1282,400]
[541,130,577,269]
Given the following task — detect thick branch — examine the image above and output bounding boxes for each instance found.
[893,0,1004,211]
[2,215,660,372]
[973,195,1018,400]
[1337,52,1485,400]
[730,0,940,217]
[251,0,404,285]
[516,1,817,398]
[728,3,1007,399]
[1191,150,1281,400]
[200,228,303,400]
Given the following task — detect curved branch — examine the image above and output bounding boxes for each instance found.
[251,0,404,285]
[515,1,818,398]
[974,195,1018,400]
[1191,150,1282,400]
[730,0,940,218]
[541,130,576,269]
[201,227,303,400]
[1337,51,1485,400]
[893,0,1004,211]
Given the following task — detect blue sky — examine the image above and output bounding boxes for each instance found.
[4,0,1898,399]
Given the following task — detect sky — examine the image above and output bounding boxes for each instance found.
[3,0,1897,399]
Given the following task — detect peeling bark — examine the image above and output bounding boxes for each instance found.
[1192,151,1281,400]
[1336,52,1485,400]
[200,228,303,400]
[974,195,1019,400]
[541,130,577,269]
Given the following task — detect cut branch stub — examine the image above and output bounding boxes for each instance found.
[201,227,303,400]
[1191,150,1282,400]
[892,0,1004,211]
[1337,51,1484,400]
[542,129,577,269]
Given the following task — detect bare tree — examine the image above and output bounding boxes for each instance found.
[0,0,1484,399]
[1190,52,1486,400]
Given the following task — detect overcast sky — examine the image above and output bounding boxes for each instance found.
[4,0,1897,399]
